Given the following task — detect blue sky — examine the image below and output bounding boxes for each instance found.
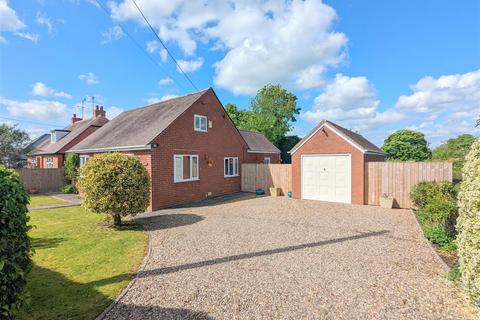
[0,0,479,146]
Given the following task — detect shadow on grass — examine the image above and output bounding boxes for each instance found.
[30,237,65,249]
[138,230,389,278]
[20,264,214,320]
[135,214,204,231]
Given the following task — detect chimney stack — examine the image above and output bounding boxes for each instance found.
[93,105,106,119]
[71,113,82,124]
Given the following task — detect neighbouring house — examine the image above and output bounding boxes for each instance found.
[69,88,280,211]
[290,119,385,205]
[240,130,281,164]
[27,106,109,168]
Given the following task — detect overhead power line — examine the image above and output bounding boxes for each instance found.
[0,116,63,128]
[93,0,185,91]
[129,0,199,91]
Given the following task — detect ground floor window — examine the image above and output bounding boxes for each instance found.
[224,157,239,177]
[174,155,199,182]
[263,157,271,164]
[30,158,37,168]
[79,155,90,166]
[46,157,53,168]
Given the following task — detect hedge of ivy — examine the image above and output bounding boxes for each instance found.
[0,165,31,319]
[457,139,480,308]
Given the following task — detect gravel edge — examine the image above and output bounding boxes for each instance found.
[95,224,153,320]
[408,209,450,273]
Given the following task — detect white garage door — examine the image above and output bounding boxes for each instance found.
[301,154,352,203]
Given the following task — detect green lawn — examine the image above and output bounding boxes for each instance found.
[20,207,147,320]
[29,194,65,207]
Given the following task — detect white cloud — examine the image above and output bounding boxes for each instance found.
[159,48,168,62]
[35,11,53,35]
[0,97,68,120]
[0,1,39,43]
[109,0,347,95]
[159,77,173,86]
[14,31,39,43]
[106,106,123,118]
[395,69,480,113]
[32,82,72,98]
[101,25,124,44]
[177,57,203,73]
[303,74,405,131]
[147,94,179,104]
[78,72,99,85]
[146,40,159,53]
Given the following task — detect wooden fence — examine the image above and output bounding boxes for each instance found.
[365,161,453,208]
[241,164,292,195]
[17,168,66,193]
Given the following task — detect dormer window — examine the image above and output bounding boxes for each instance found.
[194,114,207,132]
[50,130,70,143]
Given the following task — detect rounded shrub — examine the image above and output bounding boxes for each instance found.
[456,139,480,307]
[62,184,78,194]
[0,165,32,318]
[77,153,150,226]
[410,181,456,209]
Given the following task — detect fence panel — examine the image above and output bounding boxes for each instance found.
[365,161,452,208]
[241,164,291,195]
[17,168,66,193]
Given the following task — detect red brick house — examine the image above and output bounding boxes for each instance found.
[27,106,109,168]
[69,88,280,211]
[290,120,385,205]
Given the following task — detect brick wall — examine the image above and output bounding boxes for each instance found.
[291,125,366,205]
[148,90,248,210]
[244,152,281,164]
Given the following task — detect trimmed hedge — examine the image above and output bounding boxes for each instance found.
[77,153,150,226]
[456,139,480,308]
[0,165,32,319]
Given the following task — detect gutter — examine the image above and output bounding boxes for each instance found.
[69,144,153,154]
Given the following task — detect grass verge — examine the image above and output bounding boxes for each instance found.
[19,206,147,320]
[29,194,65,207]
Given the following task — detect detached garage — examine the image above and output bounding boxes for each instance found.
[290,120,385,205]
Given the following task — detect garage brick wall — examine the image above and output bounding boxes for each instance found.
[291,125,366,205]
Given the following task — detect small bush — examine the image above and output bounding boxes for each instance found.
[0,165,32,318]
[77,153,150,227]
[410,181,456,208]
[64,153,79,184]
[456,139,480,307]
[62,184,78,194]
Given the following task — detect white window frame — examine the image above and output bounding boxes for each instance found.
[174,154,199,183]
[79,155,90,167]
[30,158,37,168]
[45,157,53,168]
[263,157,271,164]
[224,157,239,177]
[194,114,208,132]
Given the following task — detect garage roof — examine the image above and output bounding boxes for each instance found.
[289,119,385,155]
[239,130,280,154]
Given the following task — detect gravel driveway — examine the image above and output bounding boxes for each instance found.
[102,194,472,320]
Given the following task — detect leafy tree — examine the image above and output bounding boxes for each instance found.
[77,153,150,227]
[0,124,30,168]
[0,165,31,318]
[225,84,300,146]
[432,134,476,181]
[382,130,431,161]
[277,135,301,164]
[456,139,480,306]
[64,153,80,184]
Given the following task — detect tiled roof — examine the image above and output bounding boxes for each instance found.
[239,130,280,153]
[70,89,209,152]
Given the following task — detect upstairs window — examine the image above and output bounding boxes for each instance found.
[194,115,208,132]
[224,157,238,177]
[263,157,271,164]
[174,155,199,182]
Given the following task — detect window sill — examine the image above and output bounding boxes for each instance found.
[224,175,239,178]
[174,178,200,183]
[194,129,208,133]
